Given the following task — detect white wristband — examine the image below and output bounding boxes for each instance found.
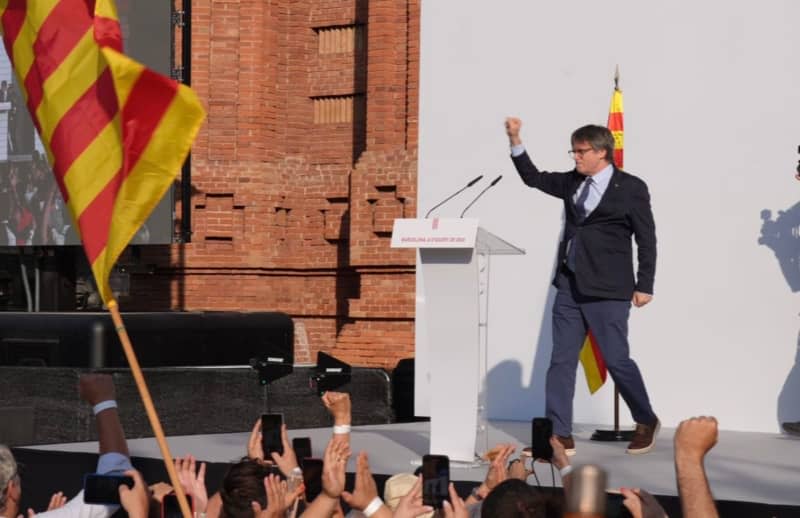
[363,497,383,517]
[92,400,118,416]
[333,424,351,435]
[559,465,573,478]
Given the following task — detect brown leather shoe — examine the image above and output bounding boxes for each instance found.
[626,418,660,454]
[556,435,576,456]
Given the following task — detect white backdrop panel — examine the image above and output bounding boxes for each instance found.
[416,0,800,433]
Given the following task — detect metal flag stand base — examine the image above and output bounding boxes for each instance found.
[590,385,635,442]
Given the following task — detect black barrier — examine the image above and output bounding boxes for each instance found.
[0,365,392,445]
[0,311,293,368]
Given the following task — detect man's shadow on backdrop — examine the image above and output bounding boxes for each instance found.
[759,204,800,292]
[485,286,555,423]
[758,202,800,425]
[485,226,565,424]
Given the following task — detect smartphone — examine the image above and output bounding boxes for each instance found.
[162,493,194,518]
[83,473,134,505]
[261,413,284,456]
[266,464,286,480]
[531,417,553,461]
[421,454,449,509]
[605,492,633,518]
[302,458,324,501]
[293,437,312,461]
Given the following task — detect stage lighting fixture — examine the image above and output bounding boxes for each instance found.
[250,343,293,386]
[309,352,351,395]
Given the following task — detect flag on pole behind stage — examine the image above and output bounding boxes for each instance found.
[0,0,205,304]
[607,88,624,167]
[578,84,623,394]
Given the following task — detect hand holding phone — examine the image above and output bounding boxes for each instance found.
[118,471,150,518]
[261,414,284,457]
[83,473,134,505]
[531,417,553,461]
[421,454,449,509]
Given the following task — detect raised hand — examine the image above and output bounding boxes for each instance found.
[675,416,718,463]
[545,436,570,471]
[484,444,515,492]
[78,373,116,406]
[251,474,300,518]
[321,437,350,499]
[269,424,300,477]
[321,392,351,425]
[175,455,208,513]
[118,470,149,518]
[247,417,265,462]
[341,452,381,512]
[621,487,668,518]
[505,117,523,146]
[442,483,468,518]
[27,491,67,517]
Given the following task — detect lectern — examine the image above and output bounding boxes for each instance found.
[391,218,524,462]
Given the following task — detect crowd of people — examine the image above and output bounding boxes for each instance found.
[0,374,726,518]
[0,155,72,246]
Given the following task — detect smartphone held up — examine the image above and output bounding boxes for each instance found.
[421,454,450,509]
[83,473,134,505]
[261,413,284,456]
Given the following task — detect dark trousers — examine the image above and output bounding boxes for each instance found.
[546,269,656,436]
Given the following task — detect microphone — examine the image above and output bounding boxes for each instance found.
[424,175,483,218]
[460,175,502,217]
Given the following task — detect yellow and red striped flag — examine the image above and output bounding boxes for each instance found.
[0,0,205,305]
[607,87,624,168]
[578,85,623,394]
[579,330,607,394]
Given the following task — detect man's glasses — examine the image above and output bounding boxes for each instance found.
[568,147,594,158]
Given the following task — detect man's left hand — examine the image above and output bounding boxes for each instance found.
[632,292,652,307]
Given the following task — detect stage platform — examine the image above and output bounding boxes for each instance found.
[24,419,800,510]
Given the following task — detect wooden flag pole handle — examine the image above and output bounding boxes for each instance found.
[107,301,193,518]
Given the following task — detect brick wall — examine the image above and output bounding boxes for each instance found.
[123,0,419,371]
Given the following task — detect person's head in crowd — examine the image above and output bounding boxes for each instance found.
[481,479,561,518]
[31,159,47,185]
[0,445,21,518]
[383,472,433,518]
[219,459,273,518]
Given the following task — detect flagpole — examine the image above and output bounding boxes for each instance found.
[108,300,193,518]
[591,66,635,442]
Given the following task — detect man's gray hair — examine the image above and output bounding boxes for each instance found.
[0,445,18,509]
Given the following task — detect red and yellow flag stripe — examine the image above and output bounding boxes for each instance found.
[607,88,624,168]
[579,330,607,394]
[1,0,205,304]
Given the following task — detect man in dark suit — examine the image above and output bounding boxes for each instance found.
[505,117,659,455]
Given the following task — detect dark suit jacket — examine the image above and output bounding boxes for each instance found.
[512,151,656,299]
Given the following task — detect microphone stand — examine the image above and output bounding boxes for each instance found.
[425,175,483,218]
[460,175,502,218]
